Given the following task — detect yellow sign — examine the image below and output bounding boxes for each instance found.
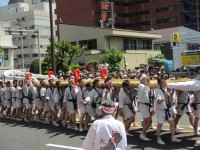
[172,33,180,43]
[181,55,200,66]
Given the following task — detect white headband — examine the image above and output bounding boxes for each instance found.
[140,74,146,81]
[68,78,74,83]
[99,106,115,114]
[106,80,112,85]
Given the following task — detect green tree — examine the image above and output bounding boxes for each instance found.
[148,54,166,67]
[29,59,39,74]
[42,40,86,74]
[68,63,80,71]
[101,48,123,71]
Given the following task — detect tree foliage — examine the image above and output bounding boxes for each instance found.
[101,48,123,71]
[148,54,167,67]
[42,40,86,74]
[29,59,39,74]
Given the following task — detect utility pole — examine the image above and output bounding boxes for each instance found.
[49,0,56,73]
[196,0,199,31]
[36,29,42,74]
[110,1,115,29]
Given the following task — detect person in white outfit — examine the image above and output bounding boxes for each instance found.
[138,74,154,141]
[119,80,135,137]
[174,90,194,133]
[192,91,200,135]
[63,78,79,130]
[40,80,47,123]
[45,79,55,124]
[29,79,43,122]
[11,80,17,119]
[85,79,103,119]
[52,81,63,126]
[15,80,24,120]
[77,78,88,132]
[0,80,6,116]
[155,79,181,145]
[23,80,33,122]
[5,81,12,117]
[82,100,127,150]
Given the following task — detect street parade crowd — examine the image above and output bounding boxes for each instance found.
[0,64,200,149]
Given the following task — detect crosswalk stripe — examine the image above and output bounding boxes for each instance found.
[46,144,84,150]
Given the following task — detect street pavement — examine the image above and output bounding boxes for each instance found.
[0,114,200,150]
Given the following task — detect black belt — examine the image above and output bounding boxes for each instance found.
[35,97,40,99]
[165,109,171,120]
[192,103,200,110]
[24,96,33,104]
[139,102,152,112]
[178,102,189,110]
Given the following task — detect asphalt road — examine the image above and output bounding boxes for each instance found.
[0,114,200,150]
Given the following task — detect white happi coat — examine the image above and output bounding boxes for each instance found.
[82,115,127,150]
[138,83,150,104]
[0,87,5,105]
[5,87,12,101]
[86,88,102,104]
[102,88,115,102]
[63,86,79,113]
[45,87,54,110]
[40,87,46,99]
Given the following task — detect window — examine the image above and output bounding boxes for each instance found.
[124,39,136,50]
[79,39,97,50]
[88,39,97,50]
[169,6,176,11]
[71,42,77,46]
[4,49,8,60]
[140,40,152,50]
[32,54,38,57]
[24,54,30,58]
[169,17,177,22]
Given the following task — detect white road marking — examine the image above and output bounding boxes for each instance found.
[46,144,84,150]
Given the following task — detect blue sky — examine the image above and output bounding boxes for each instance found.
[0,0,9,7]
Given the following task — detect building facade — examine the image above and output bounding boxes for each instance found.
[149,26,200,69]
[0,21,17,70]
[59,24,161,70]
[55,0,200,33]
[0,1,56,69]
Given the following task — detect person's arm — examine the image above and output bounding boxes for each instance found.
[156,89,165,104]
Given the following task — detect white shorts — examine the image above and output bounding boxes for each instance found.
[54,102,61,110]
[12,98,16,108]
[122,105,134,120]
[86,105,96,117]
[16,98,23,108]
[67,101,77,114]
[34,98,43,110]
[139,103,150,119]
[194,110,200,118]
[5,100,12,108]
[157,115,173,124]
[169,106,177,114]
[23,98,32,109]
[49,100,55,111]
[177,104,192,116]
[95,104,102,116]
[79,102,87,114]
[1,99,6,106]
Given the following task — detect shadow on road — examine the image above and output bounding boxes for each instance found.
[0,118,199,150]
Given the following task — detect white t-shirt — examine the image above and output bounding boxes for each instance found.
[82,115,127,150]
